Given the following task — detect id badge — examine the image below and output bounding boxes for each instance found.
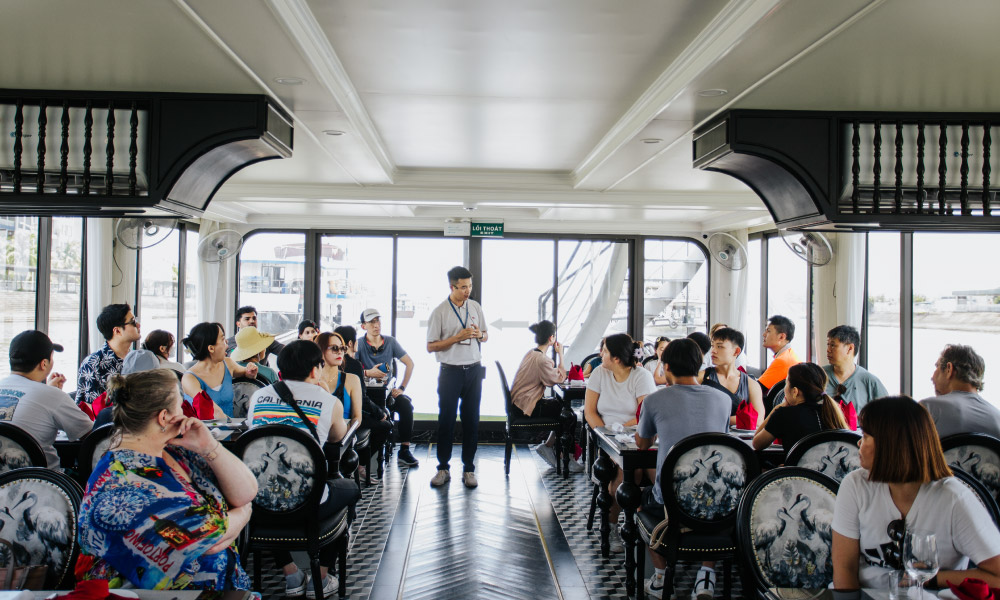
[459,338,472,346]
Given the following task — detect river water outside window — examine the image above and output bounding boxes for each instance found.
[866,232,901,395]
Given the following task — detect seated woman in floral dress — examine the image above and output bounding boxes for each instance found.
[76,369,258,590]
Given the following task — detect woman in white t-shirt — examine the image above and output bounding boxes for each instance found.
[644,336,669,386]
[584,333,657,550]
[832,396,1000,590]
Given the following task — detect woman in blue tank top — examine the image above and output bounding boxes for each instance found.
[316,331,364,423]
[181,322,258,419]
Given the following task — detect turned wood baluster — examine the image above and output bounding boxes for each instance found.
[938,122,948,215]
[916,122,926,214]
[851,121,861,214]
[894,121,904,213]
[83,102,93,196]
[960,122,970,215]
[129,102,138,197]
[36,100,46,194]
[12,100,23,193]
[983,123,992,217]
[106,101,115,196]
[59,101,70,194]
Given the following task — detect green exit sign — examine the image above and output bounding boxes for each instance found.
[470,222,504,237]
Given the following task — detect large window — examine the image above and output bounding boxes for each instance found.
[49,217,84,384]
[866,232,901,394]
[0,217,39,369]
[482,239,556,418]
[238,233,306,337]
[558,240,629,365]
[319,235,393,332]
[641,239,708,347]
[139,229,180,354]
[911,232,1000,403]
[395,237,466,417]
[766,235,809,362]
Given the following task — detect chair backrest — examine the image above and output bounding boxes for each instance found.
[736,466,840,593]
[785,430,862,482]
[641,355,658,368]
[233,424,328,518]
[77,424,115,484]
[231,376,266,419]
[941,433,1000,504]
[0,467,84,588]
[581,353,600,370]
[0,422,47,473]
[661,432,760,531]
[495,361,514,418]
[762,379,786,417]
[951,465,1000,526]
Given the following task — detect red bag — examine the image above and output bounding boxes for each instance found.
[192,390,216,419]
[77,400,96,421]
[567,364,584,381]
[181,399,198,418]
[735,400,759,430]
[91,391,109,415]
[838,399,858,430]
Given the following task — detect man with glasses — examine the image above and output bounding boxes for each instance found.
[426,266,488,488]
[823,325,887,414]
[357,308,418,467]
[77,303,141,406]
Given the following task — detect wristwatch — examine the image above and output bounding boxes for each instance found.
[398,385,406,392]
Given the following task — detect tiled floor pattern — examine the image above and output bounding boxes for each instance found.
[527,446,745,600]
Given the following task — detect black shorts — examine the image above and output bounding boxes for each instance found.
[640,485,665,521]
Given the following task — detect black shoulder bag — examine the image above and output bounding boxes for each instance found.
[273,380,321,443]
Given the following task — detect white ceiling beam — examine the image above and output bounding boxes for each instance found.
[216,182,763,210]
[698,210,773,233]
[572,0,783,189]
[266,0,395,181]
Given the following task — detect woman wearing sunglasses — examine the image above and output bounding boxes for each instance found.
[832,396,1000,590]
[316,332,364,427]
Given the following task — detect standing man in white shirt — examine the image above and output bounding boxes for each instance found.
[426,266,488,488]
[0,330,94,469]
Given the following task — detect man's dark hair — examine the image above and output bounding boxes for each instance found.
[711,327,745,351]
[662,338,703,377]
[235,306,257,325]
[143,329,175,360]
[278,340,324,381]
[767,315,795,342]
[334,325,357,345]
[686,331,711,355]
[447,266,473,284]
[97,303,132,341]
[827,325,860,355]
[298,319,318,335]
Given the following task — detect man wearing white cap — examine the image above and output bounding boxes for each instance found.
[0,330,94,468]
[358,308,418,467]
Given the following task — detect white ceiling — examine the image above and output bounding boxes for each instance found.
[3,0,998,235]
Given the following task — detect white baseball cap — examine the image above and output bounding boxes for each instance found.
[361,308,381,323]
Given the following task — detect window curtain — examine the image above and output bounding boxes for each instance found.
[197,219,240,332]
[708,228,749,334]
[85,218,139,353]
[812,232,866,359]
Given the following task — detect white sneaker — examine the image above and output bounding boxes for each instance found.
[691,567,716,600]
[608,524,624,553]
[285,571,310,598]
[534,443,558,468]
[304,573,337,599]
[645,573,665,600]
[462,471,479,488]
[430,469,450,487]
[568,457,584,473]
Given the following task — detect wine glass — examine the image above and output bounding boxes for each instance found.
[904,530,939,596]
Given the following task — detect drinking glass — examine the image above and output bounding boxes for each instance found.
[904,531,939,594]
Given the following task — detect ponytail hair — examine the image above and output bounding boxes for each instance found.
[786,362,848,430]
[604,333,640,368]
[528,320,556,345]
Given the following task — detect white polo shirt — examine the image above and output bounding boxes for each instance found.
[426,297,487,365]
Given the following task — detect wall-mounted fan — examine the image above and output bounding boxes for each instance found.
[707,232,748,271]
[779,229,834,266]
[198,229,244,263]
[114,218,177,250]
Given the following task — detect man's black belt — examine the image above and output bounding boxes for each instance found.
[441,362,481,370]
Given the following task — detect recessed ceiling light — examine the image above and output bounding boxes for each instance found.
[274,77,306,85]
[323,130,345,136]
[698,89,728,97]
[641,138,662,144]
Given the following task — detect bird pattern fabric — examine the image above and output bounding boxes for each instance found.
[945,445,1000,504]
[797,442,861,483]
[75,447,250,590]
[0,477,77,584]
[749,478,837,589]
[671,445,748,521]
[243,437,316,511]
[0,438,33,474]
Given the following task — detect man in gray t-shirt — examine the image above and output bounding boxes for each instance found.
[920,344,1000,438]
[635,338,731,600]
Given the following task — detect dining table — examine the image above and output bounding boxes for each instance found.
[588,425,786,599]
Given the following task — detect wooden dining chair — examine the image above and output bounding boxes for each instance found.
[0,422,46,473]
[496,361,566,477]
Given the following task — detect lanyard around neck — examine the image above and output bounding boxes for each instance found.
[448,298,469,328]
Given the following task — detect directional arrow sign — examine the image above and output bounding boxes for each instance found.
[490,319,529,330]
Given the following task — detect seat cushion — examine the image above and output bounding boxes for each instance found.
[509,416,561,429]
[637,507,734,553]
[250,506,350,549]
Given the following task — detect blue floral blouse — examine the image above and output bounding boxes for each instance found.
[75,446,251,591]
